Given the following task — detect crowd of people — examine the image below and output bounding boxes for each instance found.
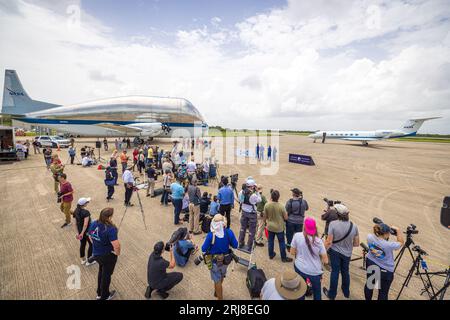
[37,137,408,301]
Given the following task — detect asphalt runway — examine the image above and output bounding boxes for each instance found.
[0,135,449,300]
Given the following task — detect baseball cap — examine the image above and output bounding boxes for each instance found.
[379,223,391,234]
[304,216,317,236]
[77,197,91,206]
[334,204,349,216]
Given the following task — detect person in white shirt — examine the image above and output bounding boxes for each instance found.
[122,167,135,206]
[261,270,307,300]
[202,159,210,186]
[290,216,328,300]
[187,159,197,173]
[82,156,94,167]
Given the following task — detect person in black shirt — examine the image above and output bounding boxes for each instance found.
[321,202,339,237]
[105,166,115,201]
[109,156,119,186]
[146,164,157,197]
[73,197,95,266]
[146,241,183,299]
[200,192,211,215]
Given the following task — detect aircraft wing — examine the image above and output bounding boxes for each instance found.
[96,123,143,134]
[341,137,381,141]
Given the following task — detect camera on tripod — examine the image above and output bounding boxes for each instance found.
[323,198,341,206]
[406,224,418,236]
[412,245,427,256]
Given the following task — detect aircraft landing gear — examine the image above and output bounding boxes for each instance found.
[313,139,316,143]
[362,141,369,146]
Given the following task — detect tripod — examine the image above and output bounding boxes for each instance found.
[396,246,437,300]
[350,243,369,270]
[118,178,148,230]
[394,232,416,272]
[65,153,80,165]
[429,268,449,300]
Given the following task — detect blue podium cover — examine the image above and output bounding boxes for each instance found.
[288,153,315,166]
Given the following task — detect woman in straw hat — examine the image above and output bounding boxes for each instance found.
[261,270,307,300]
[201,214,238,300]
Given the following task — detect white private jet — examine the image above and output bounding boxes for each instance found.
[308,117,441,146]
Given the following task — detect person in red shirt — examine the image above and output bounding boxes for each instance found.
[132,148,139,172]
[58,173,74,228]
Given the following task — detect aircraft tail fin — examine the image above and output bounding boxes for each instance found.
[1,69,59,115]
[400,117,441,134]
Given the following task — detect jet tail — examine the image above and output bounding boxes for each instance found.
[1,69,59,115]
[399,117,441,135]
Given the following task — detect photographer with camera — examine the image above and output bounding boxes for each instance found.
[321,199,339,237]
[58,173,74,229]
[254,186,267,247]
[172,230,197,267]
[68,146,76,165]
[122,166,135,207]
[285,188,309,250]
[89,207,120,300]
[146,241,183,299]
[50,157,64,193]
[145,163,157,197]
[322,204,359,300]
[218,177,234,229]
[264,190,292,263]
[238,178,262,252]
[364,221,404,300]
[200,214,238,300]
[73,197,95,266]
[187,179,202,235]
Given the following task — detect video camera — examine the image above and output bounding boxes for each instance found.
[323,198,341,206]
[373,217,398,236]
[412,245,427,256]
[165,227,188,252]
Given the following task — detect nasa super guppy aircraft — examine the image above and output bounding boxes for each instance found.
[308,117,440,145]
[1,70,208,138]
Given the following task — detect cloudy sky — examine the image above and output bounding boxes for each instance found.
[0,0,449,133]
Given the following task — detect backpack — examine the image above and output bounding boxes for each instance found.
[246,266,267,298]
[202,215,212,233]
[287,199,304,216]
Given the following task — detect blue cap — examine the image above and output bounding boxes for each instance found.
[380,223,391,234]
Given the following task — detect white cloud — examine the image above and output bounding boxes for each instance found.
[0,0,449,133]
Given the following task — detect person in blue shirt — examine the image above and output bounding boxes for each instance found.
[217,177,234,228]
[201,214,238,300]
[173,233,197,267]
[170,178,185,225]
[209,195,220,216]
[88,207,120,300]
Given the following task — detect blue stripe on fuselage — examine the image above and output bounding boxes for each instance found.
[15,117,208,128]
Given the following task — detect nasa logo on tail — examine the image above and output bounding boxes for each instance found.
[6,87,24,96]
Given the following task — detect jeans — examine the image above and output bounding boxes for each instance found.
[285,221,303,248]
[327,248,351,299]
[238,211,257,248]
[294,265,322,300]
[96,253,118,300]
[364,258,394,300]
[161,189,169,205]
[172,198,183,224]
[107,185,115,200]
[70,155,75,164]
[268,231,287,260]
[80,235,93,259]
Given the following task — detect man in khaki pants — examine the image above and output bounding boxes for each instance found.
[187,179,202,235]
[50,157,64,193]
[58,173,74,228]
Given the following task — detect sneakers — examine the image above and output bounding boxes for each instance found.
[269,252,277,260]
[60,222,71,228]
[323,287,333,300]
[281,257,293,263]
[106,290,116,300]
[255,242,264,247]
[81,259,86,265]
[85,260,97,266]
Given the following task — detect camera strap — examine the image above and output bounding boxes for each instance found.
[332,222,353,244]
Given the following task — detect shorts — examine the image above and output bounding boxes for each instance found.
[210,262,228,283]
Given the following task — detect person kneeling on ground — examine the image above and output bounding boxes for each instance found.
[261,270,307,300]
[81,155,94,167]
[201,214,238,300]
[173,233,197,267]
[146,241,183,299]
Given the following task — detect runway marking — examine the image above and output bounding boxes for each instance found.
[433,168,450,186]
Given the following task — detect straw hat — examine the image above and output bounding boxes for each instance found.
[274,270,307,300]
